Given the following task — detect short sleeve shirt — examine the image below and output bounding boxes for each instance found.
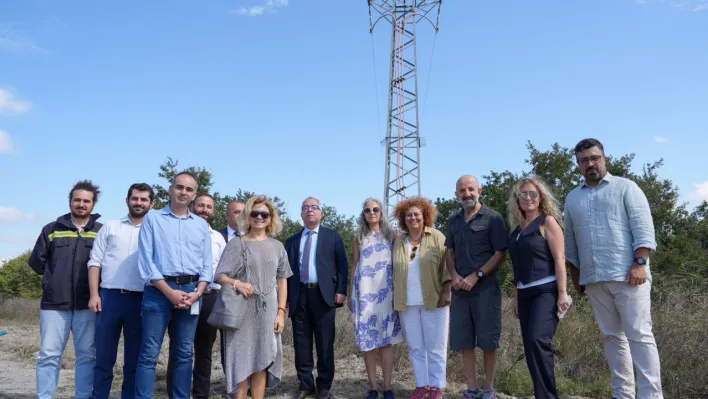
[445,204,508,292]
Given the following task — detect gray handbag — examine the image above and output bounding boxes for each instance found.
[207,236,249,330]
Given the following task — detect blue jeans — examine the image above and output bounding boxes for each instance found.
[92,289,143,399]
[37,309,96,399]
[134,282,200,399]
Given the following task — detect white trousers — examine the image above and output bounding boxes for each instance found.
[399,305,450,389]
[586,282,663,399]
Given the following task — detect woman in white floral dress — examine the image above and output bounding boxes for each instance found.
[349,198,403,399]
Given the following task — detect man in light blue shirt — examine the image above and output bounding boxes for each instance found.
[299,223,319,284]
[564,139,663,399]
[134,171,213,399]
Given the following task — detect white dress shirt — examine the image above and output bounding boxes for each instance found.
[208,228,227,291]
[87,216,145,292]
[226,225,240,242]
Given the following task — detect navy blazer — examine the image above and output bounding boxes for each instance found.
[285,226,349,317]
[218,227,229,243]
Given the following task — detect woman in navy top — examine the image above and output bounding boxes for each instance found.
[507,176,571,399]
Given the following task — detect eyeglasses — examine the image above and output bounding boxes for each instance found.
[410,246,418,261]
[578,155,603,165]
[518,191,539,200]
[250,211,271,219]
[302,205,321,211]
[363,207,380,214]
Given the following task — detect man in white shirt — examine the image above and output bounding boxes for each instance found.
[166,193,227,399]
[218,200,245,242]
[87,183,155,399]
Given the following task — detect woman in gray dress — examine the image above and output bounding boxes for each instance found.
[214,195,293,399]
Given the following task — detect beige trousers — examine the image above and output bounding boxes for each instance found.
[586,282,663,399]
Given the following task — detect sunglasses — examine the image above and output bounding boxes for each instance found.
[410,246,418,261]
[363,207,380,214]
[518,191,539,200]
[302,205,321,211]
[250,211,271,219]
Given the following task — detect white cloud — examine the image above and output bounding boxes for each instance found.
[654,136,669,143]
[0,23,48,53]
[0,88,32,115]
[232,0,289,17]
[688,181,708,205]
[0,206,37,222]
[635,0,708,12]
[0,129,15,154]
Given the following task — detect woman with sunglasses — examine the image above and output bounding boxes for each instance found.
[214,196,293,399]
[391,197,451,399]
[348,198,403,399]
[507,177,571,399]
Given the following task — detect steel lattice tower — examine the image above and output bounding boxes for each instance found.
[368,0,442,218]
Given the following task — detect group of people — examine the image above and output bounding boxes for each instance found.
[28,137,664,399]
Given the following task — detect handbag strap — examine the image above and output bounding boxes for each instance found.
[239,235,248,282]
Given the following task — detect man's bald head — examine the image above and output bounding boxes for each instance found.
[455,175,482,213]
[226,201,245,230]
[456,175,479,191]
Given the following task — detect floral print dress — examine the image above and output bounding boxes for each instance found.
[351,232,403,351]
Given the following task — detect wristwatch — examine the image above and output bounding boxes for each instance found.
[634,257,647,266]
[476,270,485,278]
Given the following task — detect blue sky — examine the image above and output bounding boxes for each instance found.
[1,0,707,260]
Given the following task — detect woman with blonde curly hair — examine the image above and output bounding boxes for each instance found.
[507,177,571,399]
[214,195,292,399]
[391,197,451,399]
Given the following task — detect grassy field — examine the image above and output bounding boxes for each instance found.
[1,281,706,398]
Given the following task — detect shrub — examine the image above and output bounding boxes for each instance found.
[0,251,42,299]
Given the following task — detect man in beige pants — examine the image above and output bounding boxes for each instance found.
[564,138,663,399]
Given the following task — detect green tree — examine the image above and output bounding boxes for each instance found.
[0,252,42,299]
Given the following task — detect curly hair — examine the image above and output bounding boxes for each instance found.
[239,195,283,237]
[393,197,436,232]
[507,176,563,230]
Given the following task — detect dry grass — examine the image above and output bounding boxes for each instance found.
[2,281,707,398]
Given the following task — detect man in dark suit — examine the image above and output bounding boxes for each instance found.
[285,197,348,399]
[218,200,245,242]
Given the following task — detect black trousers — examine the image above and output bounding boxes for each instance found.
[166,293,224,399]
[517,282,560,399]
[292,285,336,391]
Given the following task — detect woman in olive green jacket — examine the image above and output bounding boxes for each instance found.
[392,197,452,399]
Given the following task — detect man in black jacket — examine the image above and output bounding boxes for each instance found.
[29,180,102,399]
[285,197,348,399]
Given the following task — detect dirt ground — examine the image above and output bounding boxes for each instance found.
[0,322,587,399]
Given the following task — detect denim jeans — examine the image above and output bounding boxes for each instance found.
[134,282,200,399]
[91,289,143,399]
[37,309,96,399]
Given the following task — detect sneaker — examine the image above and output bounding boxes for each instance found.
[428,387,444,399]
[366,390,379,399]
[409,386,429,399]
[383,390,395,399]
[480,388,496,399]
[462,389,481,399]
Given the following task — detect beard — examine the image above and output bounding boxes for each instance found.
[129,206,149,218]
[584,167,603,183]
[196,211,212,222]
[460,196,478,212]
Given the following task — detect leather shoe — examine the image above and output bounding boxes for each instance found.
[295,390,316,399]
[317,389,332,399]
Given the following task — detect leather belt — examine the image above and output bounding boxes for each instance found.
[300,283,319,288]
[105,288,143,295]
[164,275,199,284]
